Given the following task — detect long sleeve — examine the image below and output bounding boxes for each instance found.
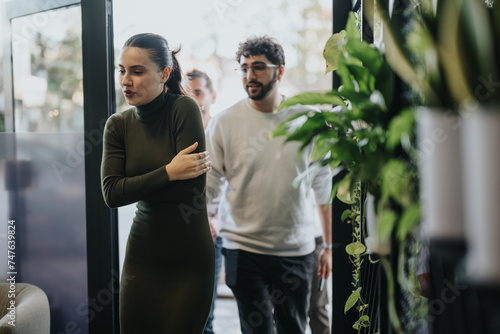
[311,161,333,205]
[100,94,207,208]
[205,118,226,203]
[101,114,172,208]
[154,96,207,201]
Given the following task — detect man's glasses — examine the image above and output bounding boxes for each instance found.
[235,63,278,77]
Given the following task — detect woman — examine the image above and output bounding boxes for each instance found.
[101,33,215,333]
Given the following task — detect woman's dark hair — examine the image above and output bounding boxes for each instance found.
[235,35,285,66]
[123,33,186,95]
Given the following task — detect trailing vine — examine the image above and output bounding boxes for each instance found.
[343,181,371,332]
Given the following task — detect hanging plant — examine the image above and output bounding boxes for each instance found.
[271,12,422,333]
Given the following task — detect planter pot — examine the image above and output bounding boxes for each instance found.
[364,193,390,255]
[462,109,500,283]
[417,107,465,240]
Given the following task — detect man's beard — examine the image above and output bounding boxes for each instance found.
[247,74,277,101]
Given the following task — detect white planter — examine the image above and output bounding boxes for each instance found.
[364,193,391,255]
[417,107,465,240]
[462,109,500,283]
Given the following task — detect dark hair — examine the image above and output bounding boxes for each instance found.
[235,36,285,67]
[123,33,186,95]
[186,69,214,93]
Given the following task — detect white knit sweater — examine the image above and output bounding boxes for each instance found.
[205,98,332,256]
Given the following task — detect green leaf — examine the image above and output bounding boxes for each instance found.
[336,175,355,204]
[323,31,346,73]
[345,64,372,94]
[345,38,383,75]
[397,205,421,242]
[436,0,473,105]
[377,208,397,244]
[329,159,342,171]
[346,242,366,256]
[381,159,413,208]
[310,137,336,161]
[344,290,360,313]
[375,61,393,107]
[386,108,415,151]
[272,112,331,150]
[364,0,440,104]
[461,0,496,83]
[341,209,351,222]
[292,162,324,189]
[277,91,346,111]
[336,89,371,107]
[353,315,371,329]
[335,52,356,92]
[270,112,309,139]
[330,138,362,164]
[345,12,361,41]
[357,304,369,312]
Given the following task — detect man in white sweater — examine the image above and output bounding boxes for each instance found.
[205,36,333,334]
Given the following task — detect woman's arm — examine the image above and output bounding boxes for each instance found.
[144,96,210,201]
[100,114,172,208]
[101,98,211,208]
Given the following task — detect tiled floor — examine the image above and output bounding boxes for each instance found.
[212,294,242,333]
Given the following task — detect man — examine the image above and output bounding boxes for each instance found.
[186,69,221,334]
[309,217,332,334]
[186,69,216,129]
[205,36,333,334]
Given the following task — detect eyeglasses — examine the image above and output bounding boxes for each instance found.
[235,63,278,77]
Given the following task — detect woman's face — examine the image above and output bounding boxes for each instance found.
[118,46,169,106]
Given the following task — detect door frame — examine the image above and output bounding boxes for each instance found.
[2,0,119,332]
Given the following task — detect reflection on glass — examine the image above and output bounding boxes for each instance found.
[0,3,4,131]
[0,132,89,334]
[3,4,89,334]
[12,6,83,132]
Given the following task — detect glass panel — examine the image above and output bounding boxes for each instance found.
[0,2,5,132]
[11,6,83,133]
[1,5,89,334]
[0,133,88,334]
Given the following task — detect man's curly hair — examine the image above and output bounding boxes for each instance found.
[236,36,285,67]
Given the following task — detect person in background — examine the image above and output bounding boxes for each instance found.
[186,69,222,334]
[205,35,333,334]
[186,69,216,129]
[101,33,214,333]
[308,215,331,334]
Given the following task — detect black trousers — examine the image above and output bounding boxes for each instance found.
[223,248,315,334]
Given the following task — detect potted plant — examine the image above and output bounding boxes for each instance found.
[271,13,422,332]
[367,0,500,285]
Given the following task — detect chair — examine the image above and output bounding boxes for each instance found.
[0,283,50,334]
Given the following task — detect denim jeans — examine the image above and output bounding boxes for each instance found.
[203,236,223,334]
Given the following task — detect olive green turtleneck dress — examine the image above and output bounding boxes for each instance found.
[101,91,215,334]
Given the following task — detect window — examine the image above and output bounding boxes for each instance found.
[11,6,83,132]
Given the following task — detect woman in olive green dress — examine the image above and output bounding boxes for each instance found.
[101,33,215,334]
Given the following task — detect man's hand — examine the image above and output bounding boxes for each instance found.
[318,248,332,279]
[208,216,220,240]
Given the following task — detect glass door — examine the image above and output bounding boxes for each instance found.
[1,0,118,333]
